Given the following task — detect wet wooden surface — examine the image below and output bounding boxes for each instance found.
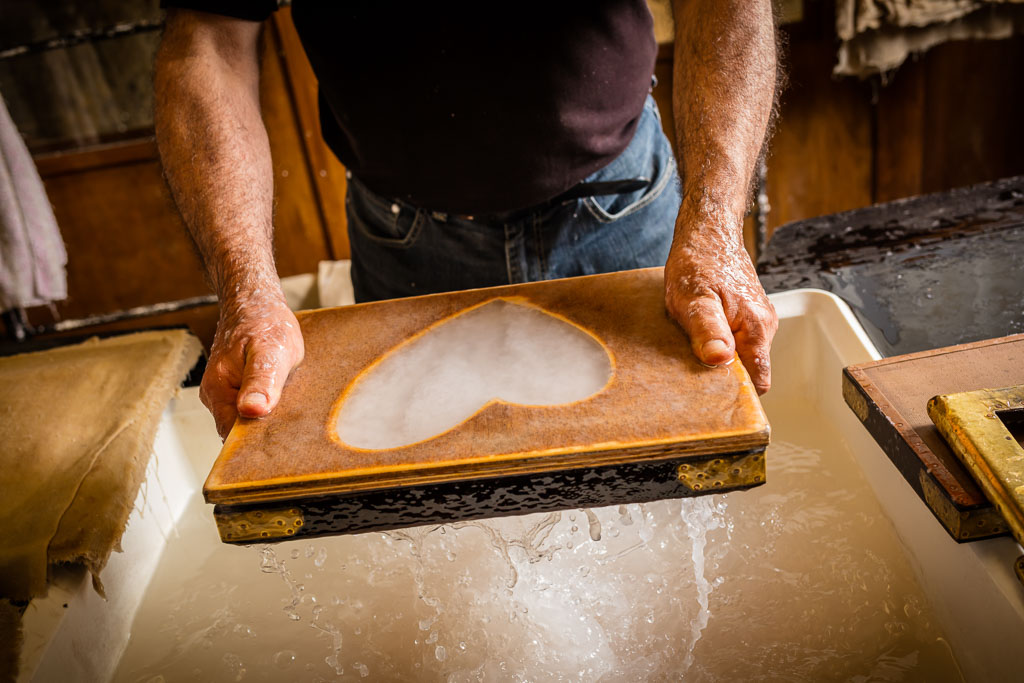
[205,268,769,506]
[760,175,1024,358]
[844,335,1024,541]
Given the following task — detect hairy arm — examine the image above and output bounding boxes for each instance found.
[665,0,779,393]
[155,9,303,437]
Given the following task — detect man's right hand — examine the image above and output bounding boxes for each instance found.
[201,291,305,439]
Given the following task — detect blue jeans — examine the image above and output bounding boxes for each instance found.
[345,95,681,303]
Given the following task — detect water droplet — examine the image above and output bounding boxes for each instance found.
[232,624,255,638]
[273,650,296,668]
[221,653,245,681]
[584,508,602,541]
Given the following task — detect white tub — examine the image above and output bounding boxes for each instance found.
[18,289,1024,682]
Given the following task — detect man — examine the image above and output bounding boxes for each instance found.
[154,1,779,439]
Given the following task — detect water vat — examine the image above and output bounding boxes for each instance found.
[19,290,1024,682]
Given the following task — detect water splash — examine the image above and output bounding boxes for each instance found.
[258,546,303,621]
[679,497,726,672]
[584,508,602,541]
[115,433,964,682]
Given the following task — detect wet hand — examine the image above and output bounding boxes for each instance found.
[664,211,777,394]
[200,290,305,439]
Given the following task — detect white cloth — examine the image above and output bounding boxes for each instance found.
[0,91,67,310]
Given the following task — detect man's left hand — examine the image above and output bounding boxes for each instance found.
[664,211,777,395]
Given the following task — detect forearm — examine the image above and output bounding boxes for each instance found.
[155,11,301,436]
[671,0,777,238]
[664,0,779,393]
[154,11,279,305]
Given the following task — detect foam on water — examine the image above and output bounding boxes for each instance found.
[113,328,966,682]
[114,403,964,682]
[335,299,612,449]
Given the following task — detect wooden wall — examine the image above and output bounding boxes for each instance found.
[16,9,343,348]
[7,7,1024,348]
[652,11,1024,248]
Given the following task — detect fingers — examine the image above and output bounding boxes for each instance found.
[675,295,737,367]
[200,303,305,439]
[237,338,301,419]
[733,303,777,395]
[199,357,242,439]
[664,270,778,394]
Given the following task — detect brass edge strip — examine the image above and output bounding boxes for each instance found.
[677,452,765,493]
[214,506,305,543]
[919,471,1009,541]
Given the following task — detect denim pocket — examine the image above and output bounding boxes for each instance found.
[582,97,677,224]
[346,178,425,248]
[582,162,673,224]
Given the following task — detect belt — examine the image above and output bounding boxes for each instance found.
[455,177,651,222]
[553,177,651,202]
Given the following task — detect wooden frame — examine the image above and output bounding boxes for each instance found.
[843,334,1024,541]
[205,268,770,542]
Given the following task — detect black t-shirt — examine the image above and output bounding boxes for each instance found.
[164,1,657,214]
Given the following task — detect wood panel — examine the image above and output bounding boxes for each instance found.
[33,139,157,177]
[876,35,1024,204]
[10,21,334,348]
[271,7,351,260]
[875,59,926,204]
[36,154,207,321]
[765,30,875,232]
[257,24,333,274]
[919,36,1024,196]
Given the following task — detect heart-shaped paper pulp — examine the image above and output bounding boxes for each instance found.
[334,298,614,449]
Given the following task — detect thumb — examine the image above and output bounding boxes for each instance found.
[676,295,736,366]
[237,341,297,419]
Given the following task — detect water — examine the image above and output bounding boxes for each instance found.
[114,403,963,682]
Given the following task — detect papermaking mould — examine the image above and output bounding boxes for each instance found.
[204,268,770,543]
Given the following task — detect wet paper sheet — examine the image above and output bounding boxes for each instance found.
[0,330,201,600]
